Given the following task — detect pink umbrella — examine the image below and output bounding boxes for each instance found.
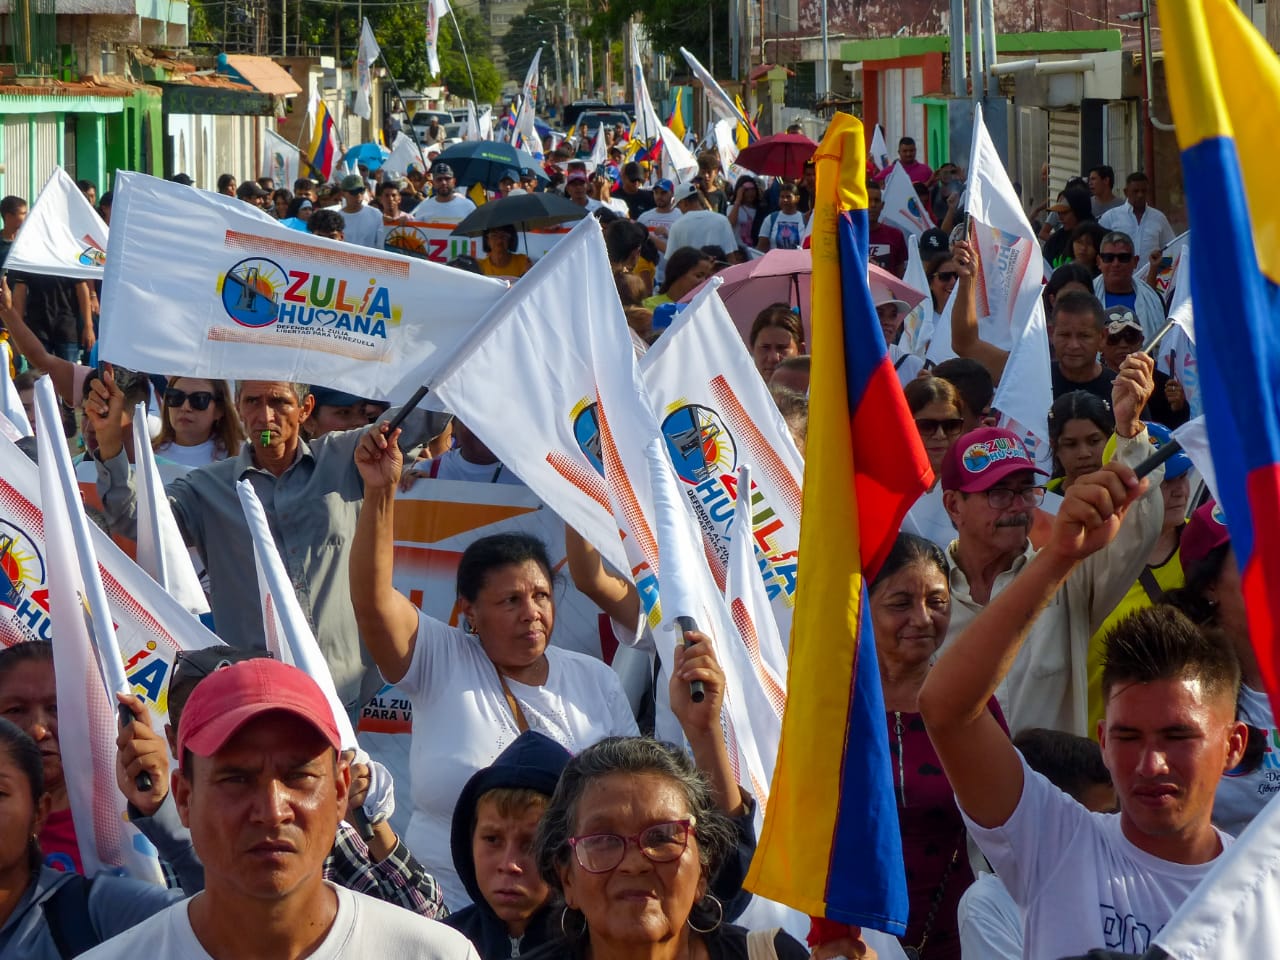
[680,248,925,346]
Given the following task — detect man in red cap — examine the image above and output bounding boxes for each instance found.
[83,659,478,959]
[937,353,1165,736]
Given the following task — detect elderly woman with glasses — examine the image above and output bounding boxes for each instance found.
[524,737,870,960]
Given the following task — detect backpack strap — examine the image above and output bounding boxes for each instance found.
[42,873,101,959]
[746,927,783,960]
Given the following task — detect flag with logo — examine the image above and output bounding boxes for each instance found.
[236,481,358,748]
[98,171,506,401]
[306,96,340,181]
[1163,0,1280,722]
[261,128,301,187]
[967,104,1053,460]
[744,113,928,933]
[355,18,381,120]
[679,48,757,143]
[639,283,803,642]
[426,0,449,77]
[868,124,891,172]
[30,378,218,880]
[5,166,107,280]
[879,162,935,235]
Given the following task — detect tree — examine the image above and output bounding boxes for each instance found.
[503,0,590,86]
[585,0,732,68]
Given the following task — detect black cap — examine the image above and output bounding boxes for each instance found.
[431,161,454,177]
[169,173,194,186]
[920,227,949,254]
[236,181,268,199]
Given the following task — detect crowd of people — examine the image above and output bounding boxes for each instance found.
[0,114,1253,960]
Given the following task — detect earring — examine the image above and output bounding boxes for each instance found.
[686,894,723,934]
[560,906,587,938]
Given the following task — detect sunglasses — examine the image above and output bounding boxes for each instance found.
[932,270,959,283]
[1106,329,1143,345]
[165,388,216,411]
[1098,252,1134,264]
[915,417,964,436]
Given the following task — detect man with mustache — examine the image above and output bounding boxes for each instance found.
[938,353,1164,736]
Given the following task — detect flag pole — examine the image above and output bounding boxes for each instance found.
[446,7,481,108]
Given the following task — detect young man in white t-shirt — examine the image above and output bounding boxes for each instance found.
[920,463,1247,960]
[83,659,478,960]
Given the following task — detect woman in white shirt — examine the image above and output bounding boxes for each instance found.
[152,377,243,468]
[350,425,638,909]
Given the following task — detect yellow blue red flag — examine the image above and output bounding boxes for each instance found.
[743,113,930,932]
[1163,0,1280,717]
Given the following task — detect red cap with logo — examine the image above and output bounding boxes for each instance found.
[176,658,342,760]
[940,426,1048,494]
[1180,500,1230,572]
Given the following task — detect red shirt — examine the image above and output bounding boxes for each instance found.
[868,221,908,277]
[40,806,83,873]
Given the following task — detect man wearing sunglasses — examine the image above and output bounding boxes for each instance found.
[1091,231,1167,340]
[938,351,1165,736]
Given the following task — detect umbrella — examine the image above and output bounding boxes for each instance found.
[433,140,550,190]
[451,192,588,237]
[735,133,818,181]
[343,142,391,172]
[680,248,924,344]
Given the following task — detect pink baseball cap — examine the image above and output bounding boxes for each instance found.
[1180,500,1230,571]
[940,426,1048,493]
[176,658,341,760]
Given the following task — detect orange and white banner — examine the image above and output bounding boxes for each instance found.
[383,218,571,263]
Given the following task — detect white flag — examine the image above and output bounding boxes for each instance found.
[1152,792,1280,959]
[967,104,1053,451]
[33,378,170,882]
[1162,246,1202,418]
[131,403,209,618]
[383,130,426,178]
[512,49,543,155]
[679,47,753,131]
[261,128,301,187]
[426,0,449,77]
[99,171,506,401]
[869,124,891,171]
[355,18,381,120]
[462,100,480,141]
[589,122,608,171]
[630,35,663,143]
[477,106,494,141]
[898,235,931,356]
[880,162,935,235]
[1172,416,1219,505]
[0,344,31,438]
[639,284,802,642]
[661,125,699,183]
[236,480,358,748]
[5,166,107,280]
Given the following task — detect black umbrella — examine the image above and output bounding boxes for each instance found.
[432,140,551,190]
[450,192,589,237]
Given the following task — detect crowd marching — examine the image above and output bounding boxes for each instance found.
[0,12,1276,958]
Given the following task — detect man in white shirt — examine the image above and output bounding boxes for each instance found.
[664,180,738,257]
[920,467,1246,960]
[337,173,388,249]
[1098,172,1175,262]
[564,170,600,211]
[415,162,477,225]
[83,659,478,959]
[637,179,682,254]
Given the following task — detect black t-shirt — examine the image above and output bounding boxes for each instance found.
[1052,361,1116,402]
[615,186,655,218]
[11,272,80,344]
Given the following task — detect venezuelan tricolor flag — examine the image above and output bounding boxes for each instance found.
[743,113,930,931]
[307,101,338,180]
[1164,0,1280,716]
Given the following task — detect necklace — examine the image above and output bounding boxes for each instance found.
[893,711,907,808]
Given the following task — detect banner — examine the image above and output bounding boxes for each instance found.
[967,104,1053,455]
[5,166,108,280]
[99,171,506,401]
[383,219,570,263]
[355,18,381,120]
[879,162,935,235]
[261,128,301,187]
[639,284,803,641]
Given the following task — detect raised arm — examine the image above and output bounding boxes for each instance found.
[949,240,1009,382]
[919,462,1148,828]
[0,277,79,405]
[351,424,420,684]
[564,524,641,630]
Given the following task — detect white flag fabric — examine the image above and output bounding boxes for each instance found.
[512,49,543,155]
[5,166,107,280]
[966,104,1053,452]
[1162,246,1202,419]
[880,162,935,235]
[355,18,381,120]
[679,47,753,131]
[645,437,771,804]
[639,284,802,642]
[462,100,480,141]
[261,128,300,187]
[383,130,426,177]
[236,481,358,748]
[99,171,506,401]
[33,379,163,882]
[588,122,608,171]
[661,125,699,184]
[477,106,494,141]
[426,0,449,77]
[630,34,663,143]
[131,403,209,618]
[898,235,931,356]
[1172,416,1219,505]
[1152,792,1280,960]
[869,124,891,171]
[0,343,31,438]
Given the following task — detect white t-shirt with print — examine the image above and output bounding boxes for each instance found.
[760,210,806,250]
[81,883,479,959]
[1213,683,1279,837]
[396,614,638,909]
[963,756,1230,960]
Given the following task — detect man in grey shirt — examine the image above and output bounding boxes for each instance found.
[85,376,441,712]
